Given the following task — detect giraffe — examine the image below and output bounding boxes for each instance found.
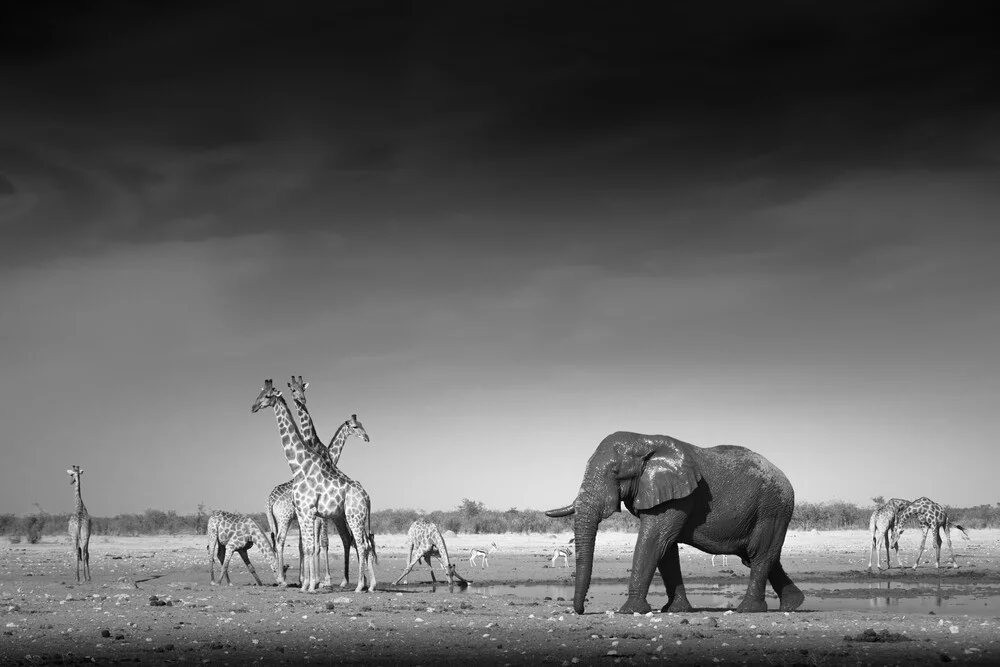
[276,374,372,589]
[711,554,730,567]
[866,498,910,571]
[251,379,377,592]
[890,497,970,569]
[469,542,498,568]
[207,510,286,585]
[66,465,92,582]
[393,518,468,586]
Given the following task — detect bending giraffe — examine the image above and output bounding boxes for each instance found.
[469,542,498,568]
[207,510,286,585]
[252,379,377,592]
[394,518,468,586]
[273,375,372,589]
[66,465,92,582]
[867,498,910,571]
[890,497,970,569]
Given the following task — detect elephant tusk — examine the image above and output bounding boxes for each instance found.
[545,503,576,518]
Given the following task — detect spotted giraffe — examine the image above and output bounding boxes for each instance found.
[207,511,285,585]
[66,466,92,582]
[276,375,373,589]
[252,380,376,592]
[394,518,468,586]
[891,497,970,569]
[866,498,910,571]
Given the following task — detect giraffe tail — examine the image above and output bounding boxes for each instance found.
[954,524,971,540]
[266,503,278,552]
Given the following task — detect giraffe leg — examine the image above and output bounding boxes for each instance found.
[318,518,332,588]
[83,541,91,582]
[220,546,237,585]
[426,555,439,583]
[208,536,220,585]
[275,516,291,587]
[392,548,422,585]
[944,526,958,567]
[331,515,351,588]
[912,527,930,569]
[238,548,264,585]
[933,527,943,568]
[74,540,81,583]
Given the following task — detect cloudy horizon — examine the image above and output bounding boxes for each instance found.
[2,1,998,518]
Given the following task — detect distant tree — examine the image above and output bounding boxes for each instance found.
[459,498,485,518]
[195,502,208,534]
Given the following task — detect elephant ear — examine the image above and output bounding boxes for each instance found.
[633,441,702,511]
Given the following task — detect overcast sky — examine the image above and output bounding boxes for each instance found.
[2,1,998,519]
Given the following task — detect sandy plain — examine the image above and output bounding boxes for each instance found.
[2,528,999,665]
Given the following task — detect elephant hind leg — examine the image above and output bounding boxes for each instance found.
[737,518,789,613]
[768,561,804,611]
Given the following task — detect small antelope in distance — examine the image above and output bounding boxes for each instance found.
[469,542,498,568]
[711,554,730,567]
[552,537,574,567]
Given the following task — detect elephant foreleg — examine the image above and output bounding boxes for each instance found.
[620,507,687,615]
[658,543,693,613]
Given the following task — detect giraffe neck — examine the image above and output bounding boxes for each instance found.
[327,421,350,468]
[73,481,86,516]
[270,396,321,478]
[292,398,320,449]
[252,522,282,579]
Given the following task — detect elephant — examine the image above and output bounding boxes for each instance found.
[546,431,804,615]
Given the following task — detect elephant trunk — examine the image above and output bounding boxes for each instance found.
[572,507,600,615]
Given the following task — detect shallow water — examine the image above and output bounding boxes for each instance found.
[460,581,1000,617]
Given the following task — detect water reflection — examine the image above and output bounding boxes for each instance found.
[451,581,998,617]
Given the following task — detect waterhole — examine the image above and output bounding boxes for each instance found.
[457,581,1000,617]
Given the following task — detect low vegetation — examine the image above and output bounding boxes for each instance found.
[3,497,999,540]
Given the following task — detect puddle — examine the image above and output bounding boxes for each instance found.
[460,582,1000,617]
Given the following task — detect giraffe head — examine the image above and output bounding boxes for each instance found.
[340,414,370,443]
[250,379,282,413]
[287,375,309,405]
[66,465,83,486]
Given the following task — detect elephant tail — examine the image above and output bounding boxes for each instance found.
[954,524,971,541]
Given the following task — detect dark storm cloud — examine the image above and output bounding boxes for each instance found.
[1,1,997,262]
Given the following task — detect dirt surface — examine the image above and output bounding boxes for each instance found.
[2,529,999,665]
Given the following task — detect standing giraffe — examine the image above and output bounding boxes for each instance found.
[394,518,468,586]
[469,542,498,568]
[66,465,92,582]
[867,498,910,571]
[274,375,372,589]
[207,510,285,585]
[266,413,372,589]
[891,497,970,569]
[252,380,377,592]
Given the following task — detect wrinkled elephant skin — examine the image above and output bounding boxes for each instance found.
[546,432,804,615]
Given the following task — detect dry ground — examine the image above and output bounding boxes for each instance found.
[2,529,999,665]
